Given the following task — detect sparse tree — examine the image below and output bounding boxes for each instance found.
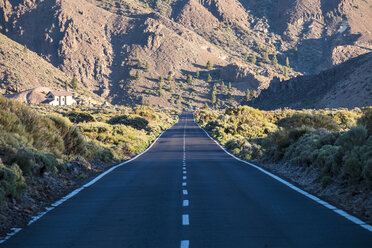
[159,84,164,97]
[187,75,194,85]
[136,48,139,58]
[251,54,256,65]
[245,89,251,101]
[264,47,270,63]
[65,80,69,90]
[228,82,232,90]
[196,71,200,78]
[244,53,249,60]
[159,76,164,83]
[23,45,28,53]
[213,83,217,92]
[169,83,174,93]
[211,90,216,105]
[71,75,78,90]
[286,57,290,67]
[272,52,278,66]
[145,62,149,72]
[284,66,289,78]
[206,60,213,70]
[137,59,142,69]
[204,102,209,109]
[207,74,212,82]
[167,74,174,82]
[136,70,141,80]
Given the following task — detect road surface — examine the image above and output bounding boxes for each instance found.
[2,112,372,247]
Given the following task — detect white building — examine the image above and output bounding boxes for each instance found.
[45,90,76,106]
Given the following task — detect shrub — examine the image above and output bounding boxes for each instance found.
[278,113,339,131]
[283,129,334,166]
[66,111,96,123]
[108,115,149,130]
[335,126,368,151]
[313,145,343,176]
[48,115,89,157]
[358,107,372,135]
[0,163,26,203]
[331,110,360,130]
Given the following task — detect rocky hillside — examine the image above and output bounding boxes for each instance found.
[250,52,372,110]
[0,0,371,108]
[0,33,102,104]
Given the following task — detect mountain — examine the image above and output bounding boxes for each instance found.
[250,52,372,110]
[0,0,371,108]
[0,32,102,104]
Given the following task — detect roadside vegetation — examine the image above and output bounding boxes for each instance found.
[196,106,372,189]
[0,96,177,204]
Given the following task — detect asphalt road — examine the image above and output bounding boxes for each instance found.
[2,112,372,247]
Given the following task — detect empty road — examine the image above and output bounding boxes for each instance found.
[2,112,372,247]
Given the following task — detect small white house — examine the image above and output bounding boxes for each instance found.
[45,90,76,106]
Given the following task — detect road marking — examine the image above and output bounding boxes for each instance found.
[182,214,190,225]
[183,171,187,174]
[182,182,187,186]
[183,190,188,195]
[183,167,186,171]
[183,176,187,180]
[180,240,190,248]
[183,200,189,207]
[195,115,372,233]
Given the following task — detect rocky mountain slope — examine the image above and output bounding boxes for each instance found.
[0,0,371,108]
[0,33,102,104]
[250,52,372,110]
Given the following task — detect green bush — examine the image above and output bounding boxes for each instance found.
[313,145,343,176]
[358,107,372,135]
[196,106,372,188]
[331,110,361,130]
[108,115,149,130]
[278,113,339,131]
[0,163,26,202]
[335,126,368,151]
[66,111,96,123]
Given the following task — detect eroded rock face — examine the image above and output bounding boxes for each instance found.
[220,64,261,89]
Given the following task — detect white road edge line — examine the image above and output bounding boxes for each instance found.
[0,122,178,244]
[194,113,372,233]
[180,240,190,248]
[182,214,190,225]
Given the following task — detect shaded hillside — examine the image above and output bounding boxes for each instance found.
[250,52,372,110]
[0,0,371,108]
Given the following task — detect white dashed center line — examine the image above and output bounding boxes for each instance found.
[180,240,190,248]
[182,214,190,225]
[181,115,190,247]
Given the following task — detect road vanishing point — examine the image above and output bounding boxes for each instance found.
[2,112,372,248]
